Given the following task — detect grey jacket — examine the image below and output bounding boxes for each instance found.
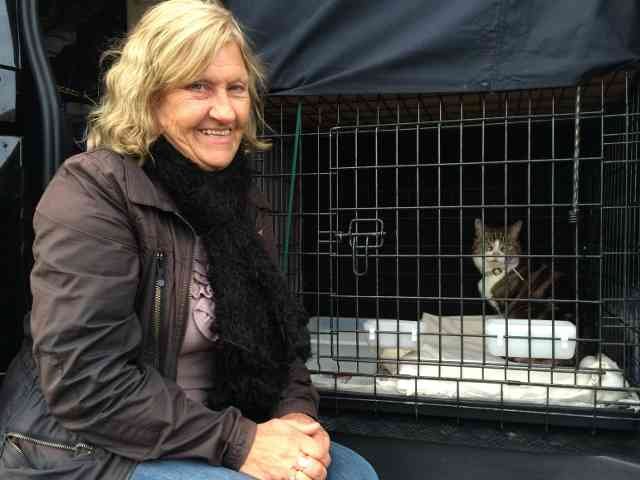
[0,149,319,479]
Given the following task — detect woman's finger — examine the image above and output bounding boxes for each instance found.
[310,429,331,467]
[295,454,327,480]
[319,452,331,469]
[288,471,313,480]
[297,434,327,462]
[282,417,323,436]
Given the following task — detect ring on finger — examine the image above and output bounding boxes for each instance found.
[297,454,312,471]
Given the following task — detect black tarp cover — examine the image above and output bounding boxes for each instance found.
[226,0,640,95]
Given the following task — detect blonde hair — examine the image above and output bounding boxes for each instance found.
[86,0,269,162]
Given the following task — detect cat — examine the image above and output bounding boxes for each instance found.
[472,219,524,314]
[472,219,574,363]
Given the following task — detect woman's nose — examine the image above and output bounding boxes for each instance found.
[208,92,235,123]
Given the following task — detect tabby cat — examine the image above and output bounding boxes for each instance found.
[472,218,569,321]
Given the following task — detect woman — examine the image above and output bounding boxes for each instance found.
[0,1,378,479]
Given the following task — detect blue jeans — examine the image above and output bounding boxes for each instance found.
[130,442,378,480]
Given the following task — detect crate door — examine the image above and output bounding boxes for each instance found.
[329,123,425,325]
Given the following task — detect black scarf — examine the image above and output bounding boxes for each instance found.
[146,136,310,422]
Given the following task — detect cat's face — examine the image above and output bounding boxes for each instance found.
[472,219,522,273]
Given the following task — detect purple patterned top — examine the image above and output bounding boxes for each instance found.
[176,238,218,403]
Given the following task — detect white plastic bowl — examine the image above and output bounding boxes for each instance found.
[484,318,576,359]
[362,319,423,349]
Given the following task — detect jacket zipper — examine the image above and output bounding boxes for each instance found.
[151,211,196,381]
[6,432,95,457]
[152,250,166,371]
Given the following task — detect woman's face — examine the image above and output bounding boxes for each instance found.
[154,42,251,171]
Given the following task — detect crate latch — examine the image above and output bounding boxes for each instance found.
[335,218,386,276]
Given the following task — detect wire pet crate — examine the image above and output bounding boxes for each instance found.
[253,70,640,429]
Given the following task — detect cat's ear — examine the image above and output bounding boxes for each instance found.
[509,220,523,238]
[474,218,483,235]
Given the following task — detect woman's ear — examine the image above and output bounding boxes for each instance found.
[149,91,164,136]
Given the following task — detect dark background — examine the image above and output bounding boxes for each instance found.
[227,0,640,95]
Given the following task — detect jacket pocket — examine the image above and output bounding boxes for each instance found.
[1,432,95,470]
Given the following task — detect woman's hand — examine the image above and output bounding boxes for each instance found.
[280,413,331,468]
[239,417,327,480]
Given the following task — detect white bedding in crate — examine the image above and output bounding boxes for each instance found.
[309,313,640,409]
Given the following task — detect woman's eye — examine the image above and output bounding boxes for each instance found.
[187,82,208,92]
[229,83,247,95]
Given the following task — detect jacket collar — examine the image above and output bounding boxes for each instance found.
[121,149,270,213]
[122,154,179,214]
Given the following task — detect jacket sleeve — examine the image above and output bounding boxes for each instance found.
[272,358,320,419]
[253,190,320,419]
[30,153,255,469]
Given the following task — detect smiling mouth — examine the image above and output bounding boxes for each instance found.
[199,128,231,136]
